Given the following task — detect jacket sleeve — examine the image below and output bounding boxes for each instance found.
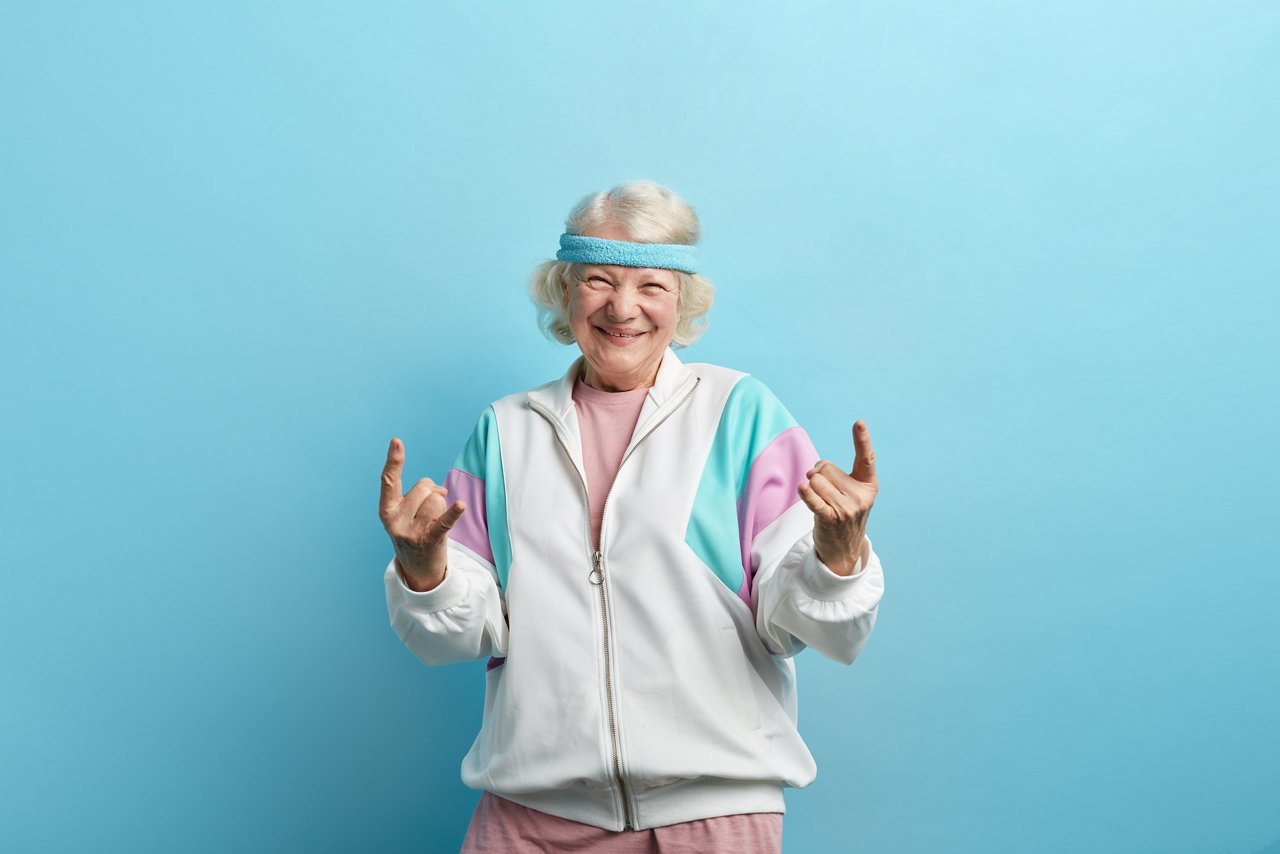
[384,406,511,666]
[696,375,883,665]
[753,518,884,665]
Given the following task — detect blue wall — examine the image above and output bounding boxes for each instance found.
[2,2,1277,852]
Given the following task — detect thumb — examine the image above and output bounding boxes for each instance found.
[433,499,467,535]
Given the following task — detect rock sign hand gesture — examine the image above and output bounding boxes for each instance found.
[379,437,466,593]
[798,420,878,576]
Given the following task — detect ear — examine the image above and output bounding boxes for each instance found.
[563,266,583,297]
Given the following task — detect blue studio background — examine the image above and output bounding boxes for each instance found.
[2,2,1277,852]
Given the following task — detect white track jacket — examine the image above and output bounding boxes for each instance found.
[384,348,884,831]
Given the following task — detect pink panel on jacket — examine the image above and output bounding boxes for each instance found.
[444,467,494,565]
[737,425,818,606]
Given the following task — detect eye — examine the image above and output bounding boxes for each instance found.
[642,282,669,291]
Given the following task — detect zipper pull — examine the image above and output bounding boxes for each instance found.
[589,550,604,585]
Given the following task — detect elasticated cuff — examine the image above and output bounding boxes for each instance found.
[390,557,468,613]
[801,536,871,600]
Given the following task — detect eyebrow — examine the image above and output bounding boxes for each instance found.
[585,268,673,285]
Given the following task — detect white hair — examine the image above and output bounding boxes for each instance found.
[529,180,715,347]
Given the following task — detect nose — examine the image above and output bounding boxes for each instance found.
[605,285,639,320]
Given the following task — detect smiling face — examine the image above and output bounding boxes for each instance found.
[565,225,681,392]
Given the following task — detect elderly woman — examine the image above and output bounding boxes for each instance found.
[378,180,884,852]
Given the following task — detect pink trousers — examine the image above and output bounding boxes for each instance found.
[459,791,783,854]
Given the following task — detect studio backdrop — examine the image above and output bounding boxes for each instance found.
[2,2,1277,853]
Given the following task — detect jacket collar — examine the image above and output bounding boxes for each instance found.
[528,347,695,422]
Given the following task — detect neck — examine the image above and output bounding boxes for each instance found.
[580,361,660,393]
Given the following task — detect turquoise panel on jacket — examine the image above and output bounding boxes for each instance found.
[686,376,798,593]
[453,406,513,589]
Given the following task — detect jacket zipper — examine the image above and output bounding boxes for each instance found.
[588,547,625,825]
[529,375,700,831]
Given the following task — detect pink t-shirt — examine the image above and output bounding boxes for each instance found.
[458,377,783,851]
[570,377,650,551]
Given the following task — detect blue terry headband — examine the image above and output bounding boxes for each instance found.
[555,234,699,274]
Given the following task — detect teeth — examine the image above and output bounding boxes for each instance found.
[603,330,641,338]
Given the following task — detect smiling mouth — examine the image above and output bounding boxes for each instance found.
[597,328,645,339]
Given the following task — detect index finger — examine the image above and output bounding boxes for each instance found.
[380,437,405,516]
[851,420,877,484]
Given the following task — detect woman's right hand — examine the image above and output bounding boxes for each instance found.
[379,437,466,593]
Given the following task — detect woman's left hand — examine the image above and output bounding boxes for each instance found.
[798,420,879,576]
